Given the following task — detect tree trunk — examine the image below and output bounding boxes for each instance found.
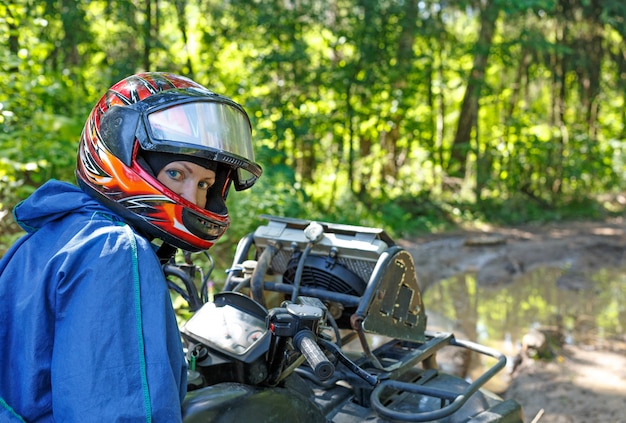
[384,0,419,181]
[175,0,194,77]
[449,0,499,179]
[143,0,152,71]
[6,1,19,73]
[551,0,572,197]
[581,0,603,140]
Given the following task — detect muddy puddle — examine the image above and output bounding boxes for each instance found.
[421,264,626,392]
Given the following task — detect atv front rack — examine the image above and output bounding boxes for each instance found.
[368,331,508,422]
[220,216,520,421]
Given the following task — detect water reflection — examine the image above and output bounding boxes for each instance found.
[422,265,626,391]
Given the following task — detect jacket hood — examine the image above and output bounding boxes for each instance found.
[13,180,118,233]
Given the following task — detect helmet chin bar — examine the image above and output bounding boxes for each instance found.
[130,160,231,249]
[182,208,229,241]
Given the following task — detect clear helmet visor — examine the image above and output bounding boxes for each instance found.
[147,101,255,163]
[143,100,260,191]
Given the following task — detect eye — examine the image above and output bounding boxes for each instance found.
[198,180,212,191]
[165,169,183,180]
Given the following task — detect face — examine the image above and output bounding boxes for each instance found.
[157,161,216,209]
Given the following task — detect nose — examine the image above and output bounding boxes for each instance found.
[178,183,199,206]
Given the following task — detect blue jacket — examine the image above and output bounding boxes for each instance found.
[0,180,187,422]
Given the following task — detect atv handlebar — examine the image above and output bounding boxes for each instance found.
[267,301,335,381]
[293,330,334,380]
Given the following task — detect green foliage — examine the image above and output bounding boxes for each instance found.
[1,0,626,264]
[0,2,93,254]
[0,159,30,252]
[458,194,606,227]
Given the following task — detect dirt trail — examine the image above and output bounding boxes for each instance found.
[399,219,626,423]
[400,219,626,292]
[504,342,626,423]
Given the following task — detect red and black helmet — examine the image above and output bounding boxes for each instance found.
[76,72,262,251]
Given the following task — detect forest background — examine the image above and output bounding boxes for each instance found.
[1,0,625,277]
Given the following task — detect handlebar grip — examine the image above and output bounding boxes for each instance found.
[293,330,334,380]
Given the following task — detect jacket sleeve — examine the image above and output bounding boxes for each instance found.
[50,222,187,422]
[0,401,27,423]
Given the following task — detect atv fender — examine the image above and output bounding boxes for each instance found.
[182,382,325,423]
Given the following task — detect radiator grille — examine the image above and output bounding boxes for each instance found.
[261,248,378,283]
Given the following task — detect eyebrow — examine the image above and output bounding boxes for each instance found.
[178,162,194,174]
[177,162,216,183]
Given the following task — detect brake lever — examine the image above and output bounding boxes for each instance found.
[317,338,379,386]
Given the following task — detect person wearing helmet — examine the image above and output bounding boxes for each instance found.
[0,72,261,421]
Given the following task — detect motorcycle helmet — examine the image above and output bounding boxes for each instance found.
[76,72,262,252]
